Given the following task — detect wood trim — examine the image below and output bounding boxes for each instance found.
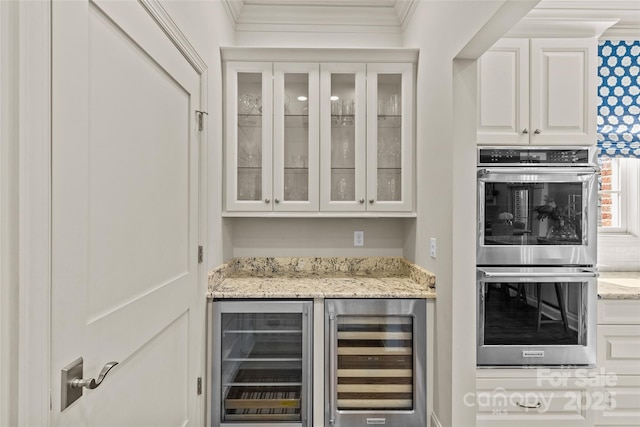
[430,412,443,427]
[139,0,208,75]
[507,17,619,38]
[220,47,419,63]
[0,2,19,426]
[18,1,51,425]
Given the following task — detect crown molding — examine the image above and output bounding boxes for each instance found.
[602,25,640,39]
[220,0,635,37]
[221,0,243,28]
[220,46,419,62]
[395,0,418,30]
[506,17,620,38]
[243,0,395,5]
[221,0,419,33]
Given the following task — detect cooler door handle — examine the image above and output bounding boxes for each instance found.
[328,312,337,425]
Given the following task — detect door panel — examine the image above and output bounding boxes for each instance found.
[87,4,190,319]
[89,313,189,427]
[51,1,201,425]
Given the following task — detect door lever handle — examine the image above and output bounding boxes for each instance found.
[62,357,119,410]
[70,361,118,389]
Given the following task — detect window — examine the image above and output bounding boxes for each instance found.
[597,40,640,237]
[598,157,639,235]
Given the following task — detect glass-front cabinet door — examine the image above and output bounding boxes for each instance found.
[224,56,416,215]
[225,62,273,212]
[273,63,320,212]
[367,63,414,212]
[320,63,367,211]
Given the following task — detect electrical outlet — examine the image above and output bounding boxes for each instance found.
[354,231,364,247]
[430,238,436,258]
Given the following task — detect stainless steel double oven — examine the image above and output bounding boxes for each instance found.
[476,146,599,366]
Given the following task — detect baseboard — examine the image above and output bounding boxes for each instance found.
[431,412,443,427]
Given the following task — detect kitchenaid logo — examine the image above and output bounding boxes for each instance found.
[463,368,619,414]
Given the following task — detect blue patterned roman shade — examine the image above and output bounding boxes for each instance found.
[597,40,640,158]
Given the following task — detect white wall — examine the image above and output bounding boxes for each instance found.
[228,218,409,257]
[159,0,235,269]
[402,2,536,426]
[599,236,640,271]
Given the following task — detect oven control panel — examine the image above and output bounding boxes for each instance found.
[478,148,592,165]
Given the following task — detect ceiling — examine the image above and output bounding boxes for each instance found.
[221,0,640,37]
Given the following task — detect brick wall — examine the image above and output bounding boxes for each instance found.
[599,157,613,227]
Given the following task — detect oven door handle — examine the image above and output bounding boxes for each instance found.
[478,167,599,177]
[478,269,598,278]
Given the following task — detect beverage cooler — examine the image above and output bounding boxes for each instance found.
[325,299,427,427]
[210,300,313,427]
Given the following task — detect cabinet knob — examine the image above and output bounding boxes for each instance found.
[534,129,542,134]
[274,198,280,204]
[522,128,528,134]
[369,199,375,204]
[264,198,270,204]
[359,199,365,204]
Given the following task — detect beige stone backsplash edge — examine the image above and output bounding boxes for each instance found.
[207,256,435,289]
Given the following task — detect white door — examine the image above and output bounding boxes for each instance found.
[51,1,203,425]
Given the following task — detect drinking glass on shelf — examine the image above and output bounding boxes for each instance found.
[388,177,397,201]
[337,177,347,200]
[341,140,350,164]
[388,94,399,116]
[238,93,255,115]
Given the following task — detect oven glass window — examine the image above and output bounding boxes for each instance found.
[482,282,588,346]
[483,182,583,246]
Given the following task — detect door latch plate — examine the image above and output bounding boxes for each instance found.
[61,357,83,411]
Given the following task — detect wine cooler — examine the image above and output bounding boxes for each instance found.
[325,299,426,427]
[211,300,313,427]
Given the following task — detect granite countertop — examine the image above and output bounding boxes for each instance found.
[208,257,436,299]
[598,271,640,300]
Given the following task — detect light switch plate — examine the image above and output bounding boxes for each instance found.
[430,238,436,258]
[354,231,364,247]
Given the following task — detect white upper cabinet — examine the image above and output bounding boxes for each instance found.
[478,38,597,146]
[319,62,415,213]
[225,62,273,212]
[273,62,320,212]
[319,63,367,212]
[223,49,416,216]
[366,63,414,212]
